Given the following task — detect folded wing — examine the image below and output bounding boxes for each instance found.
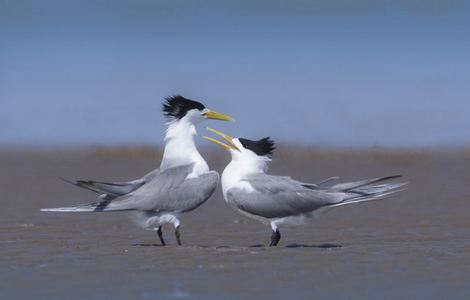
[62,168,161,197]
[225,174,406,219]
[225,174,344,218]
[43,164,219,213]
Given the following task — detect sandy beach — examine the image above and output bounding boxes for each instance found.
[1,146,470,299]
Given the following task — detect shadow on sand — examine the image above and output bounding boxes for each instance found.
[132,243,166,247]
[131,243,342,249]
[285,243,342,249]
[249,243,343,249]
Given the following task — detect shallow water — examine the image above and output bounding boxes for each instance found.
[1,147,470,299]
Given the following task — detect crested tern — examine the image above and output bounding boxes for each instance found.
[204,128,408,246]
[42,96,233,246]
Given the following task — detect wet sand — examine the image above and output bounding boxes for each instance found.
[1,146,470,299]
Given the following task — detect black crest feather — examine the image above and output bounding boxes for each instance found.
[239,137,276,158]
[162,95,205,120]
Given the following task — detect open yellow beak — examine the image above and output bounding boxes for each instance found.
[202,109,234,122]
[203,127,240,151]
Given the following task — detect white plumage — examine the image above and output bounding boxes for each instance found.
[42,96,233,246]
[204,128,408,246]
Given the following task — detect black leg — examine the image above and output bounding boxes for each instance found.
[157,226,166,246]
[174,226,182,246]
[269,229,281,247]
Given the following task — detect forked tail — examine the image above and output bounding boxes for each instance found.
[329,175,408,207]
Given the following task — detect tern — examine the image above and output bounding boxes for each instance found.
[42,95,233,246]
[204,128,407,246]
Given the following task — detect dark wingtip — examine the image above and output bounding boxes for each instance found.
[382,175,402,180]
[93,199,112,211]
[58,176,78,186]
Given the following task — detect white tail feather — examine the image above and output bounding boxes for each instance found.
[41,207,97,212]
[40,199,133,212]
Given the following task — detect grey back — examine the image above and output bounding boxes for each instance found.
[225,173,344,219]
[108,164,219,213]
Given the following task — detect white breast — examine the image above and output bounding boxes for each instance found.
[221,161,255,199]
[160,119,209,178]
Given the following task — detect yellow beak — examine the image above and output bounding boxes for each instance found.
[202,109,234,122]
[203,127,240,151]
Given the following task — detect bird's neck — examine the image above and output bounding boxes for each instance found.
[160,119,208,176]
[221,157,269,196]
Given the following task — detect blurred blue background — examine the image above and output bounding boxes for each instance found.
[1,0,469,147]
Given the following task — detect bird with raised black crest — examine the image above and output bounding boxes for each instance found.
[204,128,407,246]
[42,96,233,246]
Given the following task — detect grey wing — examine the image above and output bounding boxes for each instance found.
[152,171,219,213]
[314,176,340,187]
[141,168,161,182]
[74,179,145,196]
[106,165,218,212]
[68,168,160,197]
[226,174,344,218]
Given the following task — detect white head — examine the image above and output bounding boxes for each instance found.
[159,96,234,171]
[204,128,276,173]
